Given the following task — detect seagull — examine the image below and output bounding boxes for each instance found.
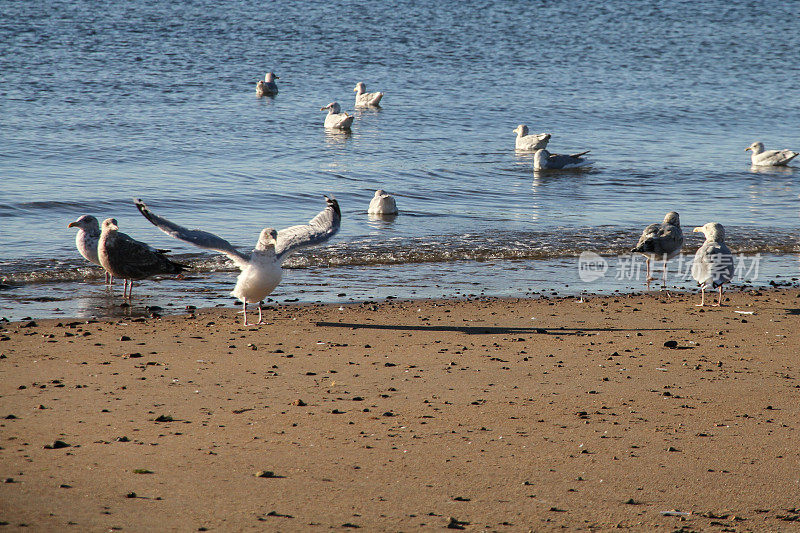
[631,212,684,290]
[512,125,550,151]
[134,196,341,326]
[533,148,592,170]
[68,215,114,285]
[98,219,186,300]
[321,102,354,130]
[256,72,279,97]
[691,222,734,306]
[353,82,383,107]
[745,141,798,166]
[367,189,398,215]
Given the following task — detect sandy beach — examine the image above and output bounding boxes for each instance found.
[1,289,799,531]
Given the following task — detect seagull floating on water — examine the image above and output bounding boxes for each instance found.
[98,218,186,300]
[631,212,684,290]
[69,215,114,285]
[691,222,734,306]
[533,148,592,170]
[368,189,398,215]
[134,196,341,326]
[744,141,798,167]
[256,72,279,97]
[512,125,550,151]
[354,82,383,107]
[321,102,354,130]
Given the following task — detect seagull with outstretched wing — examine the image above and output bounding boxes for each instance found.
[134,196,341,325]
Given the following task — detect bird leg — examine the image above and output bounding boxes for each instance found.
[695,286,705,307]
[242,300,249,326]
[644,257,652,289]
[712,285,724,307]
[660,257,672,297]
[257,301,264,324]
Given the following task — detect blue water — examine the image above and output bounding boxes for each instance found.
[2,0,799,319]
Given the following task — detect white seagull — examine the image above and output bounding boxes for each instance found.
[745,141,798,167]
[631,212,684,290]
[354,82,383,107]
[533,148,592,170]
[256,72,279,97]
[98,219,186,300]
[134,196,341,326]
[512,125,550,151]
[320,102,354,130]
[68,215,114,285]
[691,222,734,307]
[368,189,398,215]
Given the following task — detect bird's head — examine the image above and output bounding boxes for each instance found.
[354,82,365,93]
[693,222,725,242]
[256,228,278,250]
[663,212,680,226]
[101,218,119,233]
[513,124,528,136]
[321,102,341,113]
[265,72,278,82]
[68,214,100,231]
[745,142,764,154]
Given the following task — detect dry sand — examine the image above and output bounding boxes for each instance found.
[1,289,799,531]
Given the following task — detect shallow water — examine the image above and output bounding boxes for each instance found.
[2,0,799,320]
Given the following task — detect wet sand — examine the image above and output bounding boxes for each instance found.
[1,289,799,531]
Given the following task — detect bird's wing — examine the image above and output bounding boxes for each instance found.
[275,196,341,261]
[109,233,183,279]
[654,224,683,255]
[569,150,591,158]
[134,199,251,267]
[692,242,733,287]
[520,134,548,150]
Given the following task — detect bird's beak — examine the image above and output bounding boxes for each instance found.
[275,75,279,79]
[744,147,751,152]
[320,106,327,111]
[692,227,703,233]
[68,221,78,228]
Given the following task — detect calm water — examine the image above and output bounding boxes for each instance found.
[2,0,799,319]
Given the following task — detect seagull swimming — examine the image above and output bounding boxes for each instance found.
[533,148,592,170]
[631,212,684,290]
[512,125,550,151]
[691,222,734,306]
[68,215,114,285]
[98,218,186,300]
[134,196,341,326]
[745,141,798,167]
[256,72,279,97]
[321,102,354,130]
[368,189,398,215]
[354,82,383,107]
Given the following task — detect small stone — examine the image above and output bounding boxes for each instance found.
[663,340,678,348]
[44,440,70,449]
[119,335,131,341]
[292,399,307,406]
[255,470,277,478]
[126,492,137,498]
[153,414,173,422]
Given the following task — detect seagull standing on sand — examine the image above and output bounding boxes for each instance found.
[744,141,798,166]
[367,189,398,215]
[321,102,354,130]
[512,125,550,151]
[256,72,279,97]
[97,219,186,300]
[68,215,114,285]
[533,148,592,170]
[631,212,684,290]
[134,196,341,326]
[691,222,734,307]
[353,82,383,107]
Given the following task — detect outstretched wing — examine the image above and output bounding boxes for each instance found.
[275,196,341,261]
[134,199,251,268]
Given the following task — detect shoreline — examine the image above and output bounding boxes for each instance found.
[1,289,799,531]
